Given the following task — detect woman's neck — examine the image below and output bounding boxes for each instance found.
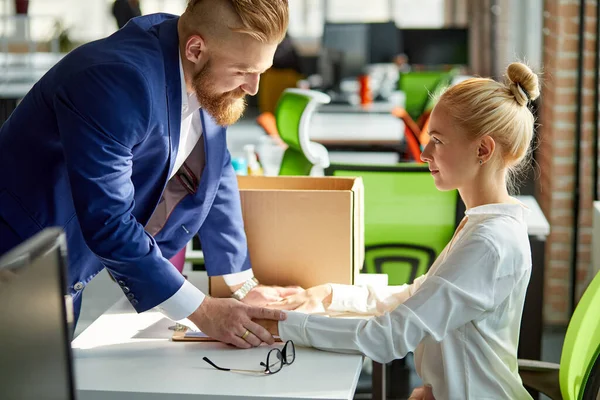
[459,169,512,209]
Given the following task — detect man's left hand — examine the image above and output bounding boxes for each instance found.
[241,285,304,307]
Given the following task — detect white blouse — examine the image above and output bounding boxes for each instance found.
[279,202,534,400]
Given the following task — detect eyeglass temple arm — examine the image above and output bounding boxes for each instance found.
[203,357,231,371]
[205,357,267,374]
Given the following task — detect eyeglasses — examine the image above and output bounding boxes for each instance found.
[203,340,295,375]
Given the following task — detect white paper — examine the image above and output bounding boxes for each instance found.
[184,330,210,338]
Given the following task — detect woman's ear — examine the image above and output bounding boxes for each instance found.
[478,136,496,164]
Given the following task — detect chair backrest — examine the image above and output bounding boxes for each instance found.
[278,148,314,176]
[421,70,455,115]
[560,270,600,400]
[275,88,331,175]
[398,71,449,121]
[326,163,462,285]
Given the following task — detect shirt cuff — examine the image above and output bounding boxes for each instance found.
[278,311,311,346]
[154,279,205,321]
[221,268,254,286]
[328,284,369,313]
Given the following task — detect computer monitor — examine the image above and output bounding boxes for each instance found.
[322,22,370,80]
[0,228,77,400]
[367,21,399,64]
[320,21,400,95]
[399,28,469,66]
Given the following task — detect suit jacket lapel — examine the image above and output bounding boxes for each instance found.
[156,17,182,181]
[196,109,226,226]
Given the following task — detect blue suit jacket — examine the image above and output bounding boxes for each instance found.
[0,14,251,321]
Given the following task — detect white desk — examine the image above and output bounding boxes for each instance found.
[309,113,404,147]
[73,272,364,400]
[0,52,63,69]
[0,82,35,99]
[317,102,397,114]
[0,53,63,121]
[328,151,400,166]
[516,195,551,239]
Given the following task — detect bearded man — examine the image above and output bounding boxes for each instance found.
[0,0,299,348]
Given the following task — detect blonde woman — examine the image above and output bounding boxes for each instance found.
[259,62,540,400]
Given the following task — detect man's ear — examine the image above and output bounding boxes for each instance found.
[478,135,496,164]
[184,34,207,64]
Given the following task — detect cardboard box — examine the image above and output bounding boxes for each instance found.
[209,175,364,297]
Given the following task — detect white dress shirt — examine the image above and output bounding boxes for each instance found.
[154,53,254,321]
[279,201,533,400]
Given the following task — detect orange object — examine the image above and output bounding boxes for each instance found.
[417,109,432,129]
[392,107,426,162]
[358,75,373,105]
[256,112,286,147]
[403,125,423,163]
[419,114,431,146]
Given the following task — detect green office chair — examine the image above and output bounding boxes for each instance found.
[398,71,453,122]
[275,88,331,176]
[421,70,456,115]
[326,163,463,286]
[519,271,600,399]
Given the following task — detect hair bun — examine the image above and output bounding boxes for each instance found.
[506,62,540,106]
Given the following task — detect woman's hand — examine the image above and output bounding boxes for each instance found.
[266,284,333,313]
[253,318,280,336]
[241,285,304,307]
[408,385,435,400]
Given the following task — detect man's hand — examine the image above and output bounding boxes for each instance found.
[240,284,305,307]
[266,284,333,313]
[187,297,285,349]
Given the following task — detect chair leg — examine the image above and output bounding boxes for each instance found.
[519,369,562,400]
[372,362,386,400]
[388,358,413,398]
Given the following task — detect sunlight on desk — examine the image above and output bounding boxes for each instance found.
[72,309,167,350]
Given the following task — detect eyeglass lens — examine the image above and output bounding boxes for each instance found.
[266,349,284,374]
[283,340,295,365]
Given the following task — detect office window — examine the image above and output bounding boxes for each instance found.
[326,0,390,22]
[392,0,445,28]
[138,0,186,16]
[1,0,454,47]
[288,0,324,38]
[287,0,449,40]
[0,0,112,44]
[0,0,192,46]
[1,0,71,44]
